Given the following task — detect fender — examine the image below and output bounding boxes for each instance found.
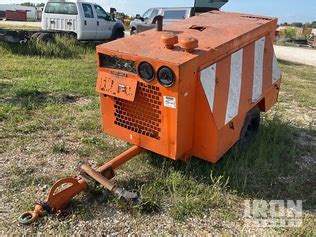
[110,20,125,40]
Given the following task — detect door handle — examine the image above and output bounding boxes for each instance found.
[97,21,99,26]
[84,20,87,25]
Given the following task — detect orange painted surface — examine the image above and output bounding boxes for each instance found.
[96,11,281,163]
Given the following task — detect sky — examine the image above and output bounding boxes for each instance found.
[0,0,315,23]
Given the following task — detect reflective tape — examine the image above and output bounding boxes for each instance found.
[225,48,243,124]
[252,37,265,102]
[272,51,281,84]
[201,63,216,112]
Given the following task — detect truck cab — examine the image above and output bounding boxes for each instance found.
[42,0,125,41]
[130,0,229,35]
[130,7,193,35]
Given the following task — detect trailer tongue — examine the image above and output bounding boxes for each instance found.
[19,146,143,225]
[0,27,77,43]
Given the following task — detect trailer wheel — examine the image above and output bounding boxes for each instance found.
[37,33,55,43]
[239,106,261,149]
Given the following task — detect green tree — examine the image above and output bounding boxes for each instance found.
[20,2,45,8]
[36,3,45,8]
[291,22,303,27]
[304,22,311,28]
[282,27,297,38]
[20,2,35,7]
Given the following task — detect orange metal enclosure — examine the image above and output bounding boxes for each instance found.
[96,11,281,163]
[19,11,282,225]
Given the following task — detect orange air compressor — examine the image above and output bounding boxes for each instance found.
[96,11,281,163]
[20,11,282,224]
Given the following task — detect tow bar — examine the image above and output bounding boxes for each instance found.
[18,145,143,225]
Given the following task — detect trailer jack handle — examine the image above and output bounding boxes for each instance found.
[18,145,143,225]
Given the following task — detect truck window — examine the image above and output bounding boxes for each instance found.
[163,10,187,19]
[142,9,153,20]
[82,3,94,18]
[151,9,159,19]
[44,2,78,15]
[94,5,109,19]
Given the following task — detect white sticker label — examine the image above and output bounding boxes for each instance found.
[163,96,176,109]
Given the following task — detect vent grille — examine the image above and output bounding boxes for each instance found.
[241,15,271,21]
[114,82,162,139]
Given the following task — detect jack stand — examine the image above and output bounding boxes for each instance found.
[18,146,143,225]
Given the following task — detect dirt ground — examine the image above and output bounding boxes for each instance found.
[274,45,316,67]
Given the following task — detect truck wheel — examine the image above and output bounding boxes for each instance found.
[37,33,55,43]
[30,32,41,41]
[110,29,124,40]
[65,33,77,40]
[239,106,261,149]
[130,28,137,35]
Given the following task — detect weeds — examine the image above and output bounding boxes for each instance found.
[0,34,95,58]
[282,27,298,38]
[52,141,68,154]
[130,114,315,221]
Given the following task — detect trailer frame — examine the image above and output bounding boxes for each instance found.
[0,28,77,43]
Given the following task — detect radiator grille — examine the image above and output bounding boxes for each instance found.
[114,82,162,139]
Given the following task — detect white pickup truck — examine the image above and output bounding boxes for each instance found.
[0,0,125,43]
[42,0,125,41]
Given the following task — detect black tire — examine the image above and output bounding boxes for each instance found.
[64,32,77,40]
[110,28,125,40]
[130,28,137,35]
[238,106,261,149]
[30,32,41,41]
[37,33,55,43]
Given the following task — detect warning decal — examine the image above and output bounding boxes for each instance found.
[163,96,176,109]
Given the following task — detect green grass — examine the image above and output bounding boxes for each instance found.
[278,60,316,108]
[0,39,315,235]
[1,34,95,58]
[0,23,40,30]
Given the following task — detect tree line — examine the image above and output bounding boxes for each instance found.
[281,21,316,28]
[20,2,45,8]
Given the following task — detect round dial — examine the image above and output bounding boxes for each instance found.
[138,62,154,82]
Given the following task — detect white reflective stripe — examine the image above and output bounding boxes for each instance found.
[225,48,243,124]
[272,51,281,84]
[201,63,216,112]
[252,37,265,102]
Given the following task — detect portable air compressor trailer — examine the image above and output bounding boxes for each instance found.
[96,11,281,163]
[20,11,281,224]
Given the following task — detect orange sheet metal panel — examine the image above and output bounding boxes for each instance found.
[96,11,282,163]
